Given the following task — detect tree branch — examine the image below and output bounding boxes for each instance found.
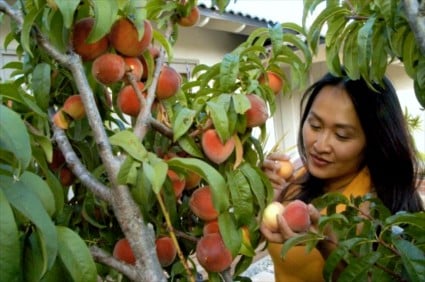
[90,246,138,281]
[403,0,425,55]
[50,115,112,203]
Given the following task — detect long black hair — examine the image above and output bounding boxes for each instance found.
[293,72,423,214]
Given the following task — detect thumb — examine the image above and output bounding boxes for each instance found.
[308,204,321,225]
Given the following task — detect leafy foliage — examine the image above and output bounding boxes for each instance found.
[281,193,425,282]
[304,0,425,107]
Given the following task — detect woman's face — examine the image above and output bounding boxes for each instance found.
[302,85,366,191]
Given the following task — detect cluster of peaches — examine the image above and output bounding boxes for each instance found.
[48,5,294,275]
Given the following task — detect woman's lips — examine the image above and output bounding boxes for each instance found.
[309,153,331,167]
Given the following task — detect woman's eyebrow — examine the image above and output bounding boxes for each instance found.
[310,111,356,130]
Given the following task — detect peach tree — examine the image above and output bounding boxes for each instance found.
[0,0,311,281]
[0,0,424,281]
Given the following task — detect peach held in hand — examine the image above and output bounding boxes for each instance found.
[283,200,311,233]
[262,200,311,233]
[262,201,285,232]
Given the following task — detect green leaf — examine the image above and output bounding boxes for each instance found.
[0,104,31,172]
[218,211,241,257]
[109,130,147,162]
[1,179,57,270]
[177,136,204,158]
[232,93,251,114]
[385,212,425,229]
[56,0,80,29]
[0,189,21,282]
[21,7,43,57]
[402,32,418,78]
[19,171,56,217]
[240,162,270,211]
[87,0,119,43]
[357,16,376,80]
[143,154,168,194]
[32,63,51,111]
[173,107,196,142]
[57,226,97,282]
[24,230,47,281]
[280,233,320,259]
[340,252,381,281]
[207,94,231,141]
[269,23,284,56]
[167,157,229,212]
[117,156,140,185]
[47,10,67,53]
[220,54,239,91]
[227,170,253,226]
[392,237,425,281]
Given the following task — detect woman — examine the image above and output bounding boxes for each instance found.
[261,72,424,282]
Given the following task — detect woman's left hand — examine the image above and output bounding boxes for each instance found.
[260,204,321,244]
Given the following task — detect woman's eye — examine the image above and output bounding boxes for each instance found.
[336,133,349,140]
[309,123,320,130]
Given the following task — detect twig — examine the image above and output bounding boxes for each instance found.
[90,246,138,281]
[156,193,195,282]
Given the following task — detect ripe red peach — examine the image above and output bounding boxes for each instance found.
[167,169,186,198]
[203,220,220,235]
[63,95,85,120]
[185,171,202,190]
[59,166,75,186]
[245,94,269,128]
[117,82,146,117]
[71,17,109,61]
[189,186,219,221]
[113,238,135,265]
[201,129,235,164]
[177,7,200,27]
[283,200,311,232]
[156,65,182,99]
[49,147,65,172]
[259,71,284,95]
[109,18,153,57]
[155,236,177,267]
[196,233,232,273]
[92,53,125,85]
[123,57,144,84]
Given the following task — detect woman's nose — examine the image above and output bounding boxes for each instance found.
[313,132,331,152]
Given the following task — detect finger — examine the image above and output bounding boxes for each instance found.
[277,213,297,240]
[260,223,285,244]
[308,204,321,225]
[267,152,290,162]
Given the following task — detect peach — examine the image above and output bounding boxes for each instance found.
[92,53,125,85]
[277,160,294,180]
[245,94,269,128]
[167,169,186,198]
[59,166,75,186]
[71,17,109,61]
[185,171,201,190]
[201,129,235,164]
[189,186,219,221]
[123,57,144,83]
[48,147,65,172]
[109,18,153,57]
[53,109,70,129]
[155,236,177,267]
[63,95,85,120]
[259,71,284,95]
[196,233,232,273]
[156,65,181,99]
[203,220,220,235]
[262,201,285,232]
[283,200,311,232]
[113,238,135,265]
[117,82,146,117]
[177,7,200,27]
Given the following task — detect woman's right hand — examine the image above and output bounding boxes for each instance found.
[262,152,291,199]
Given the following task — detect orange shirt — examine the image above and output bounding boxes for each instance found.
[268,167,372,282]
